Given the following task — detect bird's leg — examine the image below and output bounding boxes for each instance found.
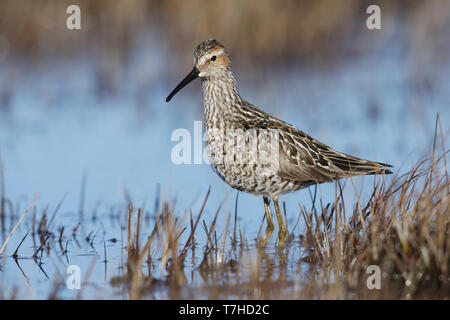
[273,198,287,246]
[261,196,274,246]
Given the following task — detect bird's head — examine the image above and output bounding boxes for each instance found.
[166,39,231,102]
[194,39,231,77]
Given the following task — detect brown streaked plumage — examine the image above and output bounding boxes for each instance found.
[166,39,393,246]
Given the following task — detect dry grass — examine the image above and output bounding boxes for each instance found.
[299,144,449,298]
[1,0,448,65]
[0,194,39,255]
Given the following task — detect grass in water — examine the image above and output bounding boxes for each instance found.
[105,118,449,299]
[0,117,448,300]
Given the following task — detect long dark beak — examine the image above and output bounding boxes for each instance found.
[166,67,199,102]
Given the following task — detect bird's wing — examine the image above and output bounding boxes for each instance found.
[236,100,392,183]
[276,126,392,183]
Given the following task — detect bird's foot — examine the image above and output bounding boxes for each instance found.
[261,225,274,247]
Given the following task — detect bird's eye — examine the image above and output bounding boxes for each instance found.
[211,56,217,61]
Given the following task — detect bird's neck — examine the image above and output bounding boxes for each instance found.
[201,70,242,127]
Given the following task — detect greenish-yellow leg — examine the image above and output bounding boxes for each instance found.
[273,199,287,246]
[261,196,274,246]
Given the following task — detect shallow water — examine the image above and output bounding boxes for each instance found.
[0,35,448,299]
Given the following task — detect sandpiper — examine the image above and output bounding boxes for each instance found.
[166,39,392,246]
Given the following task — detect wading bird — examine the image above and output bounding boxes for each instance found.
[166,39,392,246]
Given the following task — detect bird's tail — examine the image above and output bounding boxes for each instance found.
[362,162,393,175]
[327,153,393,177]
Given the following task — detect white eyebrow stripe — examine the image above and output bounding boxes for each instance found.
[198,49,226,65]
